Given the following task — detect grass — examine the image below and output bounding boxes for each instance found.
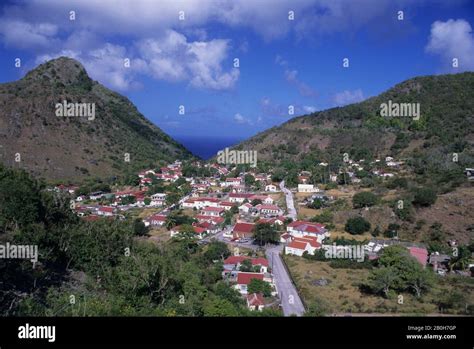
[284,256,473,315]
[148,227,171,243]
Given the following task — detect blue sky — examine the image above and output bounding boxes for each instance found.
[1,0,474,143]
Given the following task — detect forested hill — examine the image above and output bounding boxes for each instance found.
[234,72,474,190]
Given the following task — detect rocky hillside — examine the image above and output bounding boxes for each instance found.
[0,57,192,181]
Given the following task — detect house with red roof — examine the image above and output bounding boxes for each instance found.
[145,214,167,227]
[195,215,225,226]
[408,247,428,268]
[255,204,283,216]
[221,177,242,187]
[200,206,225,217]
[194,221,218,234]
[219,201,236,210]
[285,236,321,256]
[97,206,114,217]
[287,220,329,243]
[249,195,274,205]
[246,293,265,311]
[223,256,269,273]
[258,216,285,226]
[181,197,220,209]
[228,193,254,203]
[234,272,265,295]
[232,222,255,239]
[170,225,207,239]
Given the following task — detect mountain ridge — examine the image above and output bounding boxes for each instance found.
[0,57,193,182]
[233,72,473,169]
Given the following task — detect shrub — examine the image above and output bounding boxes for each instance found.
[345,217,371,235]
[352,191,378,209]
[412,187,437,207]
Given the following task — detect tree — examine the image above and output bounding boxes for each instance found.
[412,187,437,207]
[344,217,371,235]
[310,210,333,223]
[165,192,180,206]
[450,246,471,271]
[144,197,151,206]
[352,191,378,209]
[132,218,148,236]
[204,241,230,262]
[368,267,399,298]
[244,174,255,186]
[239,259,253,272]
[229,205,239,215]
[308,198,324,209]
[384,223,400,238]
[247,279,272,297]
[251,199,262,206]
[337,172,351,185]
[405,268,435,298]
[120,195,136,205]
[253,223,279,246]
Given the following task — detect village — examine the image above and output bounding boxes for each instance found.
[50,155,473,315]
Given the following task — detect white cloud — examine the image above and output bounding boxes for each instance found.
[0,19,58,50]
[234,113,252,125]
[332,89,365,106]
[137,30,239,90]
[277,55,318,98]
[0,0,428,43]
[36,44,147,91]
[426,19,474,71]
[303,105,317,113]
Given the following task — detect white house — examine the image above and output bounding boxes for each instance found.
[228,193,253,203]
[238,203,253,214]
[97,206,114,217]
[145,214,167,227]
[200,206,225,217]
[285,236,321,256]
[246,293,265,311]
[265,184,277,192]
[287,220,329,243]
[298,184,319,193]
[255,204,283,216]
[221,177,242,187]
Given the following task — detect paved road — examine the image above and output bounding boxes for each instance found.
[280,180,297,220]
[266,244,305,316]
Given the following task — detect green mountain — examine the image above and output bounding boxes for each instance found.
[235,72,474,190]
[0,57,193,181]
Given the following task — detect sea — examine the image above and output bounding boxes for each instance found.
[173,135,244,160]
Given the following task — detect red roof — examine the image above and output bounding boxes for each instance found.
[247,293,265,307]
[98,206,114,213]
[224,256,269,267]
[295,236,321,248]
[202,206,224,212]
[256,204,281,211]
[237,272,264,285]
[288,220,325,234]
[288,240,308,250]
[149,214,166,221]
[233,222,255,234]
[408,247,428,266]
[195,197,220,202]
